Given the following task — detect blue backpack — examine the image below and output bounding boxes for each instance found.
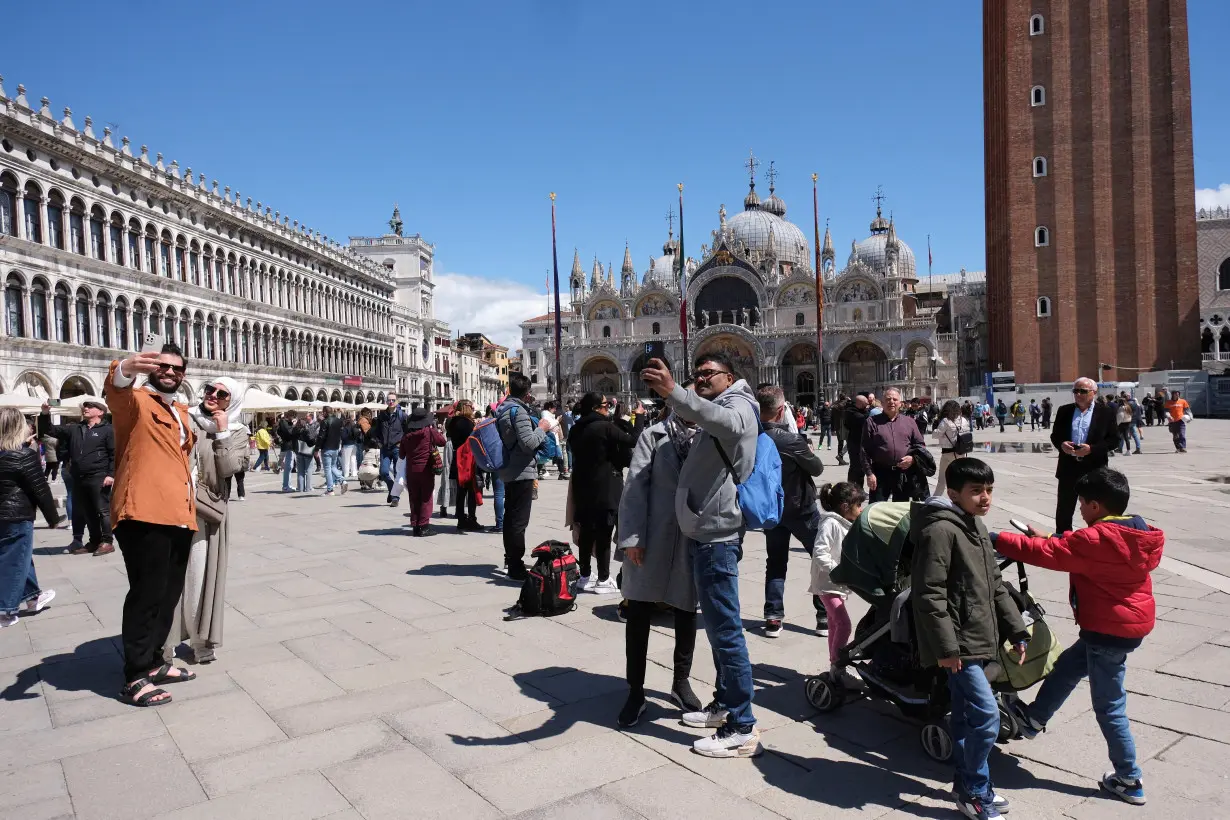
[712,401,784,531]
[468,415,508,473]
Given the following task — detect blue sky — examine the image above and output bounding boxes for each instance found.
[8,1,1230,349]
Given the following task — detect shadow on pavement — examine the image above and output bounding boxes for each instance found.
[1,637,121,702]
[407,563,504,580]
[357,527,410,537]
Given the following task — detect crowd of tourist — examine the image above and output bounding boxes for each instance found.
[1,345,1197,819]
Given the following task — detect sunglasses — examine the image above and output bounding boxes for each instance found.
[1072,388,1093,395]
[694,368,731,381]
[203,385,231,401]
[154,362,186,375]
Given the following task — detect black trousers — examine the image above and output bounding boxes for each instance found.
[847,457,866,488]
[625,600,696,696]
[577,521,614,580]
[71,472,113,546]
[836,433,847,462]
[502,479,535,567]
[225,471,245,500]
[115,520,193,682]
[456,483,477,522]
[44,461,59,481]
[1054,471,1086,535]
[870,466,913,502]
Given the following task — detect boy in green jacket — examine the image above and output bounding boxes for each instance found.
[911,458,1029,820]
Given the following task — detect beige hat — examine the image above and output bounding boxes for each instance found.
[80,397,109,414]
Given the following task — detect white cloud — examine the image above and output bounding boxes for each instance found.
[1197,184,1230,211]
[433,272,551,352]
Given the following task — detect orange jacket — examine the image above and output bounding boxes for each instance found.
[103,360,198,530]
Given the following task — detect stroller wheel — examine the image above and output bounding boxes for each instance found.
[805,674,844,713]
[920,720,954,763]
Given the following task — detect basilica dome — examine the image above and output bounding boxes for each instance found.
[851,212,917,280]
[726,186,810,269]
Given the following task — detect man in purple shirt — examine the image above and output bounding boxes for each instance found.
[860,388,926,502]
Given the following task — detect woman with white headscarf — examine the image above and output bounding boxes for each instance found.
[164,376,248,667]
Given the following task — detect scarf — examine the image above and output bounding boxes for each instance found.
[188,376,248,435]
[665,414,699,462]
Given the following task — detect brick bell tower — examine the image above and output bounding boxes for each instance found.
[983,0,1201,383]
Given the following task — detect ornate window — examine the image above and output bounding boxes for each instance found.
[109,216,124,265]
[75,288,91,344]
[1035,226,1050,247]
[23,183,42,243]
[46,193,65,249]
[95,292,111,348]
[53,284,70,342]
[30,279,47,340]
[69,203,85,254]
[795,312,805,326]
[127,220,140,269]
[1030,14,1044,35]
[1036,296,1052,318]
[89,206,105,260]
[1031,85,1046,106]
[602,325,611,338]
[133,301,147,343]
[5,274,24,337]
[115,297,129,350]
[1218,258,1230,291]
[1033,157,1047,177]
[0,175,15,236]
[652,322,660,335]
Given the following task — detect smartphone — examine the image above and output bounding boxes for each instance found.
[48,398,61,408]
[1009,518,1031,534]
[141,332,165,353]
[643,340,666,363]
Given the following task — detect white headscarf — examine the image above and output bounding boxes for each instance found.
[189,377,248,435]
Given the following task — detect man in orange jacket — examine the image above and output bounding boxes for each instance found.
[105,343,200,707]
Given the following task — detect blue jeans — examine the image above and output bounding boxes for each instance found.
[379,447,398,493]
[252,449,270,471]
[321,448,343,492]
[692,538,755,730]
[0,521,38,614]
[281,450,295,491]
[493,476,505,528]
[818,425,832,448]
[948,661,999,800]
[295,453,313,492]
[1119,424,1142,453]
[764,507,821,620]
[1025,637,1141,781]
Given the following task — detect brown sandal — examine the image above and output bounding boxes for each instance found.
[119,678,171,707]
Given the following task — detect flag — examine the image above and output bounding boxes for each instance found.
[928,236,933,268]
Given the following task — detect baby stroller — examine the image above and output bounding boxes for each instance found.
[804,502,1061,763]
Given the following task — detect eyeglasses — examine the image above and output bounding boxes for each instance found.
[203,385,231,401]
[694,368,731,381]
[154,362,186,375]
[1072,388,1093,395]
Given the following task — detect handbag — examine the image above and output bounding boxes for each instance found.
[195,484,225,526]
[430,446,444,476]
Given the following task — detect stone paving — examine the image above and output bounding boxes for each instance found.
[3,420,1230,819]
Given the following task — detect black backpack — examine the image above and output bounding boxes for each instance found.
[505,540,580,619]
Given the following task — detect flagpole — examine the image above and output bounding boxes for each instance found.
[678,182,689,381]
[812,173,825,399]
[550,193,563,411]
[928,234,933,294]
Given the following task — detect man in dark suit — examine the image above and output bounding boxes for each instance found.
[1050,377,1120,533]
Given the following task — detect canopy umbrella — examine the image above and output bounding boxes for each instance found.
[0,393,47,414]
[241,390,304,413]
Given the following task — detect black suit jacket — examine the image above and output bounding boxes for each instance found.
[1050,402,1119,479]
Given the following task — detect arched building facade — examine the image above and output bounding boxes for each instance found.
[519,165,958,407]
[0,83,401,405]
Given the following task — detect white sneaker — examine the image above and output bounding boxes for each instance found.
[692,726,762,758]
[591,578,619,595]
[578,576,594,592]
[0,613,18,628]
[20,590,55,614]
[681,700,729,728]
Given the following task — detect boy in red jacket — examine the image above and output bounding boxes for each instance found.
[995,467,1163,807]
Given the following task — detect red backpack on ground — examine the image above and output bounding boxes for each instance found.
[505,540,580,619]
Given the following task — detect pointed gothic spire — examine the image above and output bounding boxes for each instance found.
[886,213,897,245]
[571,249,583,279]
[622,242,634,273]
[822,221,834,255]
[590,257,603,289]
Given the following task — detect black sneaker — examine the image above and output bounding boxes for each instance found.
[418,525,435,537]
[507,565,529,582]
[617,694,647,728]
[670,679,703,713]
[388,495,400,508]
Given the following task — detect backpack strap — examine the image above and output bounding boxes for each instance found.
[711,394,762,488]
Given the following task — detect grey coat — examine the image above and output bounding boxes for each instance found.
[666,379,759,543]
[617,422,696,611]
[165,416,247,660]
[496,397,545,482]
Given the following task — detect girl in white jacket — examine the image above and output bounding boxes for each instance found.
[810,482,866,688]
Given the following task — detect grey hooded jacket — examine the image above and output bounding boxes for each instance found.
[666,379,759,543]
[496,397,546,482]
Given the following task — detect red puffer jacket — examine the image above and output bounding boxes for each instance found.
[996,515,1164,639]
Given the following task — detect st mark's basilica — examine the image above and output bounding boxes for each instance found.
[519,160,959,408]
